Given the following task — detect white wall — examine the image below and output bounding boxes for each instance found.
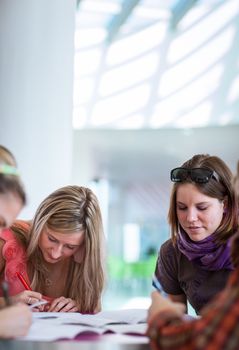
[0,0,76,218]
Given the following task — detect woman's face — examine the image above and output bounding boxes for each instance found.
[38,227,85,264]
[176,183,225,241]
[0,192,23,232]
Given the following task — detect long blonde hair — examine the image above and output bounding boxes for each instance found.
[13,185,105,313]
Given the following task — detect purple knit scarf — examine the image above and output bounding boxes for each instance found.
[177,229,234,271]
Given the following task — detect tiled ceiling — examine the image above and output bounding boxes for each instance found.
[73,0,239,129]
[76,0,223,43]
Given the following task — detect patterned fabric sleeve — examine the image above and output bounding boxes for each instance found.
[0,228,29,296]
[147,268,239,350]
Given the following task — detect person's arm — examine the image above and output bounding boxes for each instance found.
[155,241,188,311]
[0,304,32,338]
[147,281,239,350]
[148,291,186,323]
[168,293,187,311]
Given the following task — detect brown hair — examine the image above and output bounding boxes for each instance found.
[168,154,238,244]
[0,145,26,205]
[232,161,239,205]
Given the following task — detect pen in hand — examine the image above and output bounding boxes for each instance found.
[16,271,50,308]
[1,281,11,306]
[16,272,32,291]
[152,274,167,297]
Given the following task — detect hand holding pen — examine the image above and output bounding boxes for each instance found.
[11,272,48,310]
[148,275,185,322]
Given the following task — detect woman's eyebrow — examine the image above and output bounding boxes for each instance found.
[48,232,80,247]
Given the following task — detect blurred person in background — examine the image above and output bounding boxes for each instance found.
[0,145,32,338]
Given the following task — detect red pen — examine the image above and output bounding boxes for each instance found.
[16,272,32,291]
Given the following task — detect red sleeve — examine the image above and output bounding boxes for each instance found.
[146,274,239,350]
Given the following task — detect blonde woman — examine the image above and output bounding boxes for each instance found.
[1,185,105,313]
[0,145,32,338]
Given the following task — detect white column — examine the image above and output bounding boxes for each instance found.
[0,0,76,218]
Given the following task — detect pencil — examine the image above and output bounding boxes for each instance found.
[1,281,11,306]
[16,272,32,291]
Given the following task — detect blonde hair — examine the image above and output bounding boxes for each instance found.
[168,154,238,244]
[13,185,105,313]
[0,145,26,205]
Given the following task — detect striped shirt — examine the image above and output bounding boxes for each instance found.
[147,267,239,350]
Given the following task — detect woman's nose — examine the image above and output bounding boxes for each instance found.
[187,209,197,222]
[51,245,63,259]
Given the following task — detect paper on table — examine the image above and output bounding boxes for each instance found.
[33,308,147,326]
[18,322,105,341]
[18,309,148,341]
[97,309,147,324]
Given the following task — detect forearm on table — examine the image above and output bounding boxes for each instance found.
[147,308,192,349]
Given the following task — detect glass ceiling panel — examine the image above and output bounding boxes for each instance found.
[73,0,239,129]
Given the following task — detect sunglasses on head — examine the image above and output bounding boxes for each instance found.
[170,167,219,184]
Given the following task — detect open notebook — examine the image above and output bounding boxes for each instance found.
[18,309,148,341]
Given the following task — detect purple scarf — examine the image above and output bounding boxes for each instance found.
[177,229,234,271]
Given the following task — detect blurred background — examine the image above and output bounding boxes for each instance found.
[1,0,239,310]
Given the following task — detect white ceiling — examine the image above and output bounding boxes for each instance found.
[73,125,239,185]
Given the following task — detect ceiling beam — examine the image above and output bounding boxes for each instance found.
[106,0,141,43]
[170,0,199,29]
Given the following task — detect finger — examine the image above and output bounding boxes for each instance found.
[23,291,43,304]
[47,297,64,312]
[26,296,42,305]
[31,292,43,300]
[64,306,78,313]
[48,299,67,312]
[59,300,77,312]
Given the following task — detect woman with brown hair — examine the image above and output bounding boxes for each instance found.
[147,154,239,350]
[154,154,238,315]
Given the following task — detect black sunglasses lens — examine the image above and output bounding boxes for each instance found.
[171,168,214,183]
[171,168,188,182]
[190,169,212,183]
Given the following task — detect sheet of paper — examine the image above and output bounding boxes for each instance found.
[18,322,105,341]
[18,309,148,341]
[33,308,147,326]
[98,309,147,324]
